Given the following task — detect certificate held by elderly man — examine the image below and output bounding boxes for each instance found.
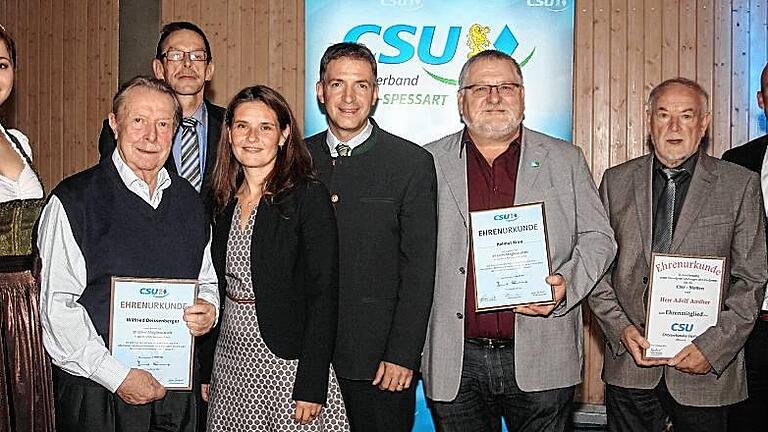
[644,254,725,359]
[470,203,553,312]
[109,277,198,390]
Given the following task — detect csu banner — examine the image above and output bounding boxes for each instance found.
[304,0,575,144]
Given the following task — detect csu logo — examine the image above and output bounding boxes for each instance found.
[493,213,519,222]
[670,323,694,332]
[345,24,521,65]
[380,0,423,11]
[527,0,568,12]
[139,287,168,298]
[344,23,534,85]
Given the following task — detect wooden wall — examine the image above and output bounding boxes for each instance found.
[0,0,118,190]
[1,0,766,406]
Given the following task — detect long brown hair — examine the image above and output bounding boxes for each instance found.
[211,85,314,212]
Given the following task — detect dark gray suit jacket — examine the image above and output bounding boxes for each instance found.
[589,151,768,406]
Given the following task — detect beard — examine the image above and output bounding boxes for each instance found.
[462,110,522,140]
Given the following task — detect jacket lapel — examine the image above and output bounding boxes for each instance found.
[515,128,549,204]
[436,132,469,226]
[671,153,717,252]
[634,155,654,265]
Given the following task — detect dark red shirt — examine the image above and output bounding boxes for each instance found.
[464,130,521,340]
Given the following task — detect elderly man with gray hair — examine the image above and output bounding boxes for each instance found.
[589,77,767,432]
[37,76,219,432]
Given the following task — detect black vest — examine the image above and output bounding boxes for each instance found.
[52,158,209,344]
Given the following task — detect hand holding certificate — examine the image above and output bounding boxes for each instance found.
[644,254,725,360]
[109,277,198,390]
[469,203,554,312]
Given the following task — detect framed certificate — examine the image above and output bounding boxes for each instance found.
[469,202,554,312]
[644,254,725,359]
[109,277,198,390]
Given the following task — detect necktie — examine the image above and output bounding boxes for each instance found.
[336,143,351,157]
[180,117,202,192]
[652,167,688,253]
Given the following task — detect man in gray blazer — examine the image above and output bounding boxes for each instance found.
[422,49,616,431]
[589,77,768,432]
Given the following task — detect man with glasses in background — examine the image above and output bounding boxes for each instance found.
[421,49,616,431]
[98,21,224,215]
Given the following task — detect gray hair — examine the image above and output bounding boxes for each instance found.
[112,75,182,129]
[458,50,522,89]
[647,77,709,113]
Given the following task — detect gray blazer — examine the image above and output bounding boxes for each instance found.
[588,152,768,407]
[421,128,616,401]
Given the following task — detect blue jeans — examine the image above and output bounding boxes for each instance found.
[428,340,574,432]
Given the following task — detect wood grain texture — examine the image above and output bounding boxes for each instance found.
[0,0,117,190]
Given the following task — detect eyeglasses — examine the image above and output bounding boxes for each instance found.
[159,49,209,62]
[460,82,522,98]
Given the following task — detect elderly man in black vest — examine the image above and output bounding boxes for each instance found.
[37,76,218,432]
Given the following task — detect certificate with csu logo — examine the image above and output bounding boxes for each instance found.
[644,254,725,359]
[469,203,553,312]
[109,277,198,390]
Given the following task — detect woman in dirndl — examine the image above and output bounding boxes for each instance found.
[0,24,56,432]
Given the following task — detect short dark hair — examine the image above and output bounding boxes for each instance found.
[647,77,709,113]
[211,85,314,211]
[0,24,17,68]
[319,42,377,82]
[458,50,522,88]
[156,21,212,63]
[112,76,182,129]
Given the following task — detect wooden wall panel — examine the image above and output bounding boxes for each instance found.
[0,0,117,191]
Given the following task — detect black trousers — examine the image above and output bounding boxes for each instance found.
[53,367,196,432]
[605,380,729,432]
[729,319,768,431]
[337,376,417,432]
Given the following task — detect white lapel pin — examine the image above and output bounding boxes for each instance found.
[530,160,541,168]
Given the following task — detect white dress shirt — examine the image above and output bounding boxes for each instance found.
[37,149,219,393]
[761,149,768,311]
[325,119,373,157]
[0,123,44,202]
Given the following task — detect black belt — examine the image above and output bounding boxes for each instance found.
[0,255,35,273]
[465,338,514,349]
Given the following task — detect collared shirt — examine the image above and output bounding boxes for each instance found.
[0,123,44,202]
[37,148,219,393]
[651,151,699,238]
[171,101,209,173]
[464,129,521,340]
[325,119,373,157]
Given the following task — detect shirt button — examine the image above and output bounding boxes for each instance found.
[330,194,339,203]
[456,312,464,319]
[642,276,648,285]
[459,267,466,274]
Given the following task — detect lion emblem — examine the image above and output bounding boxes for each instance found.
[467,24,492,58]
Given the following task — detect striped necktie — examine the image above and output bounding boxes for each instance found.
[652,167,688,253]
[180,117,202,192]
